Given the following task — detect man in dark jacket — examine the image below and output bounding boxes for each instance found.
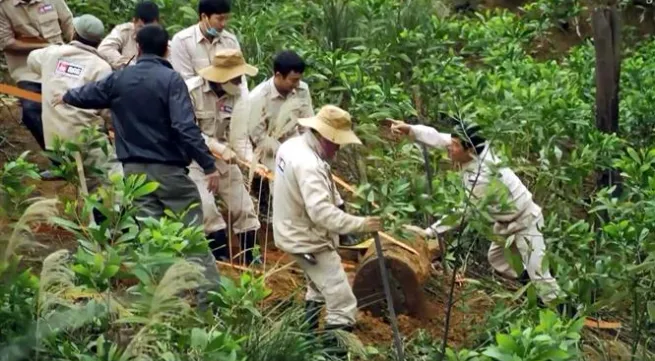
[54,24,221,303]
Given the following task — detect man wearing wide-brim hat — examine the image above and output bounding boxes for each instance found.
[185,48,262,266]
[272,104,382,355]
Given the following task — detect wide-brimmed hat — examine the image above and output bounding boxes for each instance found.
[198,49,258,83]
[298,105,362,145]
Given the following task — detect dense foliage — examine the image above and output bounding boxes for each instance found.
[3,0,655,360]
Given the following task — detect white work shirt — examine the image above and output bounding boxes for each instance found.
[409,124,542,237]
[27,41,111,148]
[185,75,253,171]
[273,132,367,254]
[248,77,314,170]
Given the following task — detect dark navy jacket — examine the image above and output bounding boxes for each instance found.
[63,54,216,174]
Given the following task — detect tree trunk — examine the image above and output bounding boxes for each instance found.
[353,236,436,319]
[592,6,622,195]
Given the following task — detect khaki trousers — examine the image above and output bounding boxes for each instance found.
[188,161,260,234]
[488,214,561,303]
[292,249,357,326]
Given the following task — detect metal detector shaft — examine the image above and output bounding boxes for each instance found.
[421,144,446,264]
[373,232,405,361]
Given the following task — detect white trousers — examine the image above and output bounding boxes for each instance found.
[292,249,357,326]
[488,214,561,303]
[188,161,260,234]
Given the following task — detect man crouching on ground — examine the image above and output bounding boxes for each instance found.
[272,104,382,355]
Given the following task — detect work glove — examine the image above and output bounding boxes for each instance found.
[206,137,237,161]
[259,136,281,157]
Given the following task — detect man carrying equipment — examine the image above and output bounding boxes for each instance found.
[186,48,261,265]
[248,50,313,222]
[97,0,160,69]
[389,119,562,306]
[273,104,382,355]
[27,14,121,194]
[0,0,74,178]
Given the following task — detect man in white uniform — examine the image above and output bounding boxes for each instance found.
[169,0,244,90]
[27,14,122,202]
[273,104,382,356]
[186,48,260,265]
[248,50,313,222]
[97,0,160,69]
[390,119,562,306]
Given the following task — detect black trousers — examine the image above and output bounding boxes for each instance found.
[17,81,45,151]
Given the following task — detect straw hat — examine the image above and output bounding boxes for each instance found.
[198,49,258,83]
[298,105,362,145]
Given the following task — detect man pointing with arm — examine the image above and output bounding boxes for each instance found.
[390,119,562,307]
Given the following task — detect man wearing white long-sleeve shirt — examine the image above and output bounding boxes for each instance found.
[389,119,561,305]
[273,105,381,356]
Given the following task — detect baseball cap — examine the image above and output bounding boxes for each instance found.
[73,14,105,43]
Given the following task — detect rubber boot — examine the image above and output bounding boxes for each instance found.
[323,324,354,359]
[238,230,258,265]
[304,301,323,333]
[208,229,230,262]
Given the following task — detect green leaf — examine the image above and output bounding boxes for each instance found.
[483,346,514,361]
[190,328,208,350]
[647,301,655,323]
[132,181,159,199]
[101,265,120,279]
[495,333,518,352]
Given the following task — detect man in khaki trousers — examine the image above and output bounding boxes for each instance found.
[273,105,381,356]
[185,49,261,265]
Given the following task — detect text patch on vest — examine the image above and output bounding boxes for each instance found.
[55,60,85,78]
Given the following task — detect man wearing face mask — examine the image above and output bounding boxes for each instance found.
[186,48,261,266]
[170,0,246,94]
[273,104,382,356]
[98,0,163,69]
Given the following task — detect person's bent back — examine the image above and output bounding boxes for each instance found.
[63,24,216,174]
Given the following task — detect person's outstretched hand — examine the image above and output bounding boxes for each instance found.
[386,118,411,136]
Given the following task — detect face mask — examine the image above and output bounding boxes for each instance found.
[221,81,240,96]
[318,137,340,159]
[203,18,221,38]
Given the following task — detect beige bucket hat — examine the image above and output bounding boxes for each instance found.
[198,48,258,83]
[298,105,362,145]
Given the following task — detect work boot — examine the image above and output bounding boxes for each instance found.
[304,301,323,333]
[208,229,230,262]
[238,230,259,266]
[323,324,354,359]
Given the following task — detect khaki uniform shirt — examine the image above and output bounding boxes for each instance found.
[0,0,73,82]
[97,22,172,70]
[185,75,253,173]
[27,41,112,148]
[272,132,367,254]
[170,24,241,80]
[96,22,138,69]
[248,77,314,169]
[409,125,542,237]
